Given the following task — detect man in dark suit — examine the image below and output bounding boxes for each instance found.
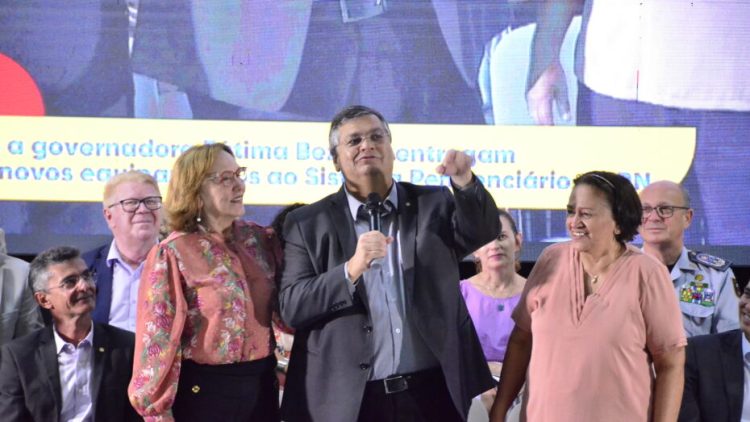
[679,278,746,422]
[83,171,162,332]
[0,246,139,421]
[280,105,498,422]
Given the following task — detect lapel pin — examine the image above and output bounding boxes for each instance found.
[98,347,105,353]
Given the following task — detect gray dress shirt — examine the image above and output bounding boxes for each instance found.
[344,186,438,380]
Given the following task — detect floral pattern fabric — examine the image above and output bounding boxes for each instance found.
[128,221,281,421]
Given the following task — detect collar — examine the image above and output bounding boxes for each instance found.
[638,245,691,279]
[663,246,696,280]
[344,183,399,221]
[674,247,695,272]
[53,321,94,354]
[105,240,119,267]
[107,239,154,269]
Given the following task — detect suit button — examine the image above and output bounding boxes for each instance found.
[363,325,372,333]
[359,363,370,370]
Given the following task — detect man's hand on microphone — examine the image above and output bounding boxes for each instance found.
[436,149,473,188]
[347,231,393,282]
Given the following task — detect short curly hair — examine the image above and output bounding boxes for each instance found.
[573,171,642,243]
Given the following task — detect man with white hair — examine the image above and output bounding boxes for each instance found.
[83,170,163,332]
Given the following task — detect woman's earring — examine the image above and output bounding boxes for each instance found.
[196,213,202,223]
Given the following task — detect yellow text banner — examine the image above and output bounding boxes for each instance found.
[0,116,695,209]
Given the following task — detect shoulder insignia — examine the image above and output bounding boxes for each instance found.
[688,250,731,271]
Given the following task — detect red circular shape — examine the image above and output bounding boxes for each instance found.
[0,53,45,116]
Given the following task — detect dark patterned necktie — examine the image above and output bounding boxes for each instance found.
[357,199,395,232]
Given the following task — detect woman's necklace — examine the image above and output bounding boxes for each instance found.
[586,268,609,287]
[586,246,625,287]
[473,273,520,299]
[584,273,602,296]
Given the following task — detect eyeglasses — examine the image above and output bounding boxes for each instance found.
[642,205,690,219]
[108,196,162,213]
[342,130,389,148]
[48,270,97,291]
[205,167,247,187]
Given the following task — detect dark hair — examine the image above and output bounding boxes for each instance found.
[498,209,519,235]
[475,209,522,274]
[29,246,81,293]
[328,105,391,159]
[573,171,642,243]
[270,203,307,246]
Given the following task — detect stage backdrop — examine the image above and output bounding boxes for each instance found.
[0,1,748,264]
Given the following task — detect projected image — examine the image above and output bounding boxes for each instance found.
[0,1,748,263]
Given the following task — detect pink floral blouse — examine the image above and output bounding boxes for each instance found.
[128,220,281,421]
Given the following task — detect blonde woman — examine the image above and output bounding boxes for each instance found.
[129,143,282,421]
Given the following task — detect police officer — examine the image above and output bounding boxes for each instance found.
[639,180,738,337]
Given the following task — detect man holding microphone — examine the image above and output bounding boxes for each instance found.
[280,105,499,422]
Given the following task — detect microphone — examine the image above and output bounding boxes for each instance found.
[364,192,382,232]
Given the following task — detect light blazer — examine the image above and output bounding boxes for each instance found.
[0,323,141,422]
[679,329,743,422]
[83,243,115,325]
[0,254,42,345]
[279,181,499,422]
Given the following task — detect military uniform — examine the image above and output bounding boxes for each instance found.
[671,247,739,337]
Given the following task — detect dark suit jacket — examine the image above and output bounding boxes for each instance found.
[83,243,115,325]
[679,329,744,422]
[0,323,141,422]
[279,181,498,422]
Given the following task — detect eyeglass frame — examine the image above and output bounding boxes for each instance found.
[205,167,247,187]
[107,196,163,213]
[46,269,97,292]
[340,129,390,149]
[641,205,691,219]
